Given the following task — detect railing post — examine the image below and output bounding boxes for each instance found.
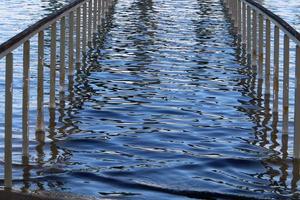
[283,34,290,135]
[242,2,246,45]
[104,0,107,18]
[98,0,101,26]
[258,14,264,79]
[60,17,66,92]
[226,0,229,10]
[50,23,56,109]
[93,0,98,33]
[232,0,237,27]
[228,0,232,16]
[295,45,300,159]
[4,52,13,189]
[237,0,241,34]
[265,19,271,95]
[252,10,257,66]
[69,11,74,76]
[246,6,252,55]
[82,3,87,53]
[88,0,92,45]
[76,7,81,69]
[104,0,107,23]
[36,31,45,135]
[273,26,279,113]
[22,41,30,159]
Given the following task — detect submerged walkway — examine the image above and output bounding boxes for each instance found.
[1,0,295,199]
[45,0,283,199]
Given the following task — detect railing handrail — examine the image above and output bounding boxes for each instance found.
[244,0,300,45]
[0,0,86,59]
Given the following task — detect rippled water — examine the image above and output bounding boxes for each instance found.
[0,0,72,44]
[262,0,300,32]
[0,0,300,199]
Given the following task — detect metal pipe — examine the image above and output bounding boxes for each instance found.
[273,25,279,113]
[69,11,74,76]
[36,31,44,134]
[246,5,252,55]
[76,7,81,67]
[242,2,246,44]
[22,41,30,159]
[88,0,92,45]
[232,0,236,26]
[283,34,290,135]
[4,52,13,189]
[93,0,98,32]
[294,45,300,158]
[82,3,87,53]
[252,10,257,66]
[50,23,57,109]
[98,0,101,26]
[265,19,271,94]
[60,17,66,92]
[258,14,264,79]
[237,0,241,34]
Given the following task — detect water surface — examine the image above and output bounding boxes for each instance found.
[0,0,300,199]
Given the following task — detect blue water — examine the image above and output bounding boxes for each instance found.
[0,0,299,199]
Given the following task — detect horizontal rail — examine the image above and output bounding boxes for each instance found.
[0,0,86,59]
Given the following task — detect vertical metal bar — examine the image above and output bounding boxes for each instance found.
[227,0,230,10]
[98,0,101,26]
[88,0,92,44]
[242,2,246,44]
[258,14,264,79]
[76,7,81,66]
[69,11,74,76]
[105,0,108,22]
[93,0,97,32]
[294,45,300,158]
[273,26,279,113]
[36,31,44,133]
[246,6,251,55]
[50,23,56,109]
[4,52,13,189]
[265,19,271,95]
[252,10,257,66]
[60,17,66,92]
[82,3,87,53]
[237,0,241,34]
[283,34,290,135]
[104,0,107,19]
[228,0,232,16]
[231,0,234,17]
[22,41,30,159]
[235,0,238,29]
[232,0,236,25]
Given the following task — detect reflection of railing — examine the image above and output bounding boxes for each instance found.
[223,0,300,158]
[0,0,114,189]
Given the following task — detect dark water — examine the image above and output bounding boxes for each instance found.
[1,0,300,199]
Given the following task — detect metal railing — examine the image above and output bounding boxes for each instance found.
[0,0,115,189]
[223,0,300,158]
